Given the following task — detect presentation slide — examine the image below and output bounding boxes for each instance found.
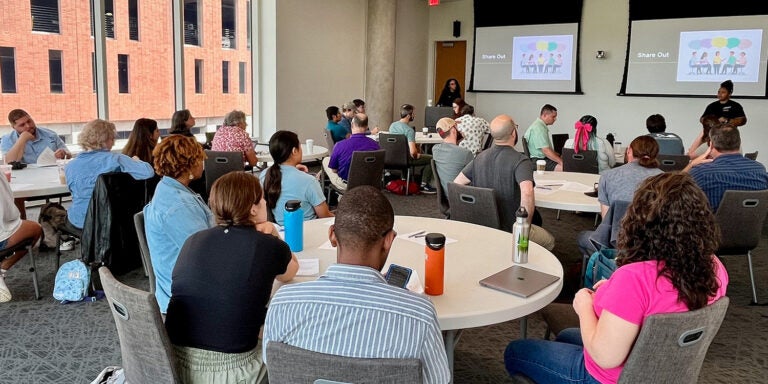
[472,23,579,93]
[624,15,768,96]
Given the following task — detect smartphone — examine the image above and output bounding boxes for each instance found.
[385,264,412,288]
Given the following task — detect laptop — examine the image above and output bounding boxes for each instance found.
[479,265,560,298]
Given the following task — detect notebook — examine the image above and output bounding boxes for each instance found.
[479,265,560,298]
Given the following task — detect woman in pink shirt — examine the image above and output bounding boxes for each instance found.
[504,172,728,384]
[211,110,258,167]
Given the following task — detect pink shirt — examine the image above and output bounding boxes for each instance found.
[586,257,728,383]
[211,125,253,162]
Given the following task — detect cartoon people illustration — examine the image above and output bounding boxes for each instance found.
[698,52,711,74]
[712,51,722,74]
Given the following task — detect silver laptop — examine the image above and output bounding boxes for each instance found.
[479,265,560,298]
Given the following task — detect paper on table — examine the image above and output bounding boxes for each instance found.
[560,182,594,193]
[36,147,57,166]
[397,230,457,245]
[535,179,567,186]
[297,258,320,276]
[406,270,425,294]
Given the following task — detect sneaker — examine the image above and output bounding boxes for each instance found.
[420,184,437,194]
[0,272,11,303]
[59,240,75,251]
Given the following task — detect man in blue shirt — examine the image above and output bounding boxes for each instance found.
[263,185,450,384]
[1,109,70,164]
[387,104,436,194]
[325,106,348,143]
[645,113,684,155]
[686,125,768,212]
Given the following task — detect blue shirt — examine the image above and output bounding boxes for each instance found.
[1,127,68,164]
[326,121,347,143]
[388,121,416,143]
[689,153,768,212]
[64,150,155,228]
[339,116,352,136]
[258,165,326,225]
[328,133,380,180]
[144,176,214,313]
[263,264,450,384]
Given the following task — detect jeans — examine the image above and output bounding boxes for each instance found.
[504,328,601,384]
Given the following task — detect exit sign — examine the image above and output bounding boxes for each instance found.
[429,0,440,5]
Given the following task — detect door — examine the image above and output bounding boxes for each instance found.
[434,41,467,102]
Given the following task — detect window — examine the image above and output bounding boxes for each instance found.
[118,54,129,93]
[239,61,246,93]
[90,0,116,38]
[222,0,236,49]
[246,1,251,50]
[184,0,201,46]
[31,0,60,33]
[195,59,203,93]
[91,52,96,92]
[222,61,230,93]
[48,50,63,93]
[128,0,139,41]
[0,47,17,93]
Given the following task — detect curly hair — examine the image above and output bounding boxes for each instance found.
[151,135,206,179]
[617,172,721,310]
[334,185,394,252]
[78,119,116,151]
[208,171,263,227]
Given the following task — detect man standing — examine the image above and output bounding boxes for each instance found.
[2,109,71,163]
[454,114,555,251]
[432,117,473,192]
[645,113,684,155]
[524,104,562,171]
[686,125,767,212]
[387,104,436,194]
[700,80,746,127]
[262,185,451,384]
[324,113,380,190]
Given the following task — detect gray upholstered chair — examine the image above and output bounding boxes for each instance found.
[0,238,40,300]
[203,150,245,197]
[656,154,690,172]
[322,128,335,153]
[379,133,416,195]
[618,296,729,383]
[744,151,758,160]
[521,137,531,158]
[561,148,599,174]
[265,341,422,384]
[326,150,386,203]
[133,211,155,293]
[714,189,768,304]
[446,182,501,230]
[99,266,179,383]
[430,158,450,218]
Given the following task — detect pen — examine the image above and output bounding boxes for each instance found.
[408,230,426,238]
[537,186,552,190]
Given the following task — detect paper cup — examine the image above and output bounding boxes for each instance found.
[536,160,547,175]
[422,127,429,134]
[306,139,314,154]
[0,164,11,183]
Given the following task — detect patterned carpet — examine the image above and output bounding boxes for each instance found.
[1,188,767,383]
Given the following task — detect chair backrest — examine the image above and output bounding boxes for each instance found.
[618,296,730,384]
[656,154,690,172]
[430,158,450,218]
[203,150,244,196]
[424,106,454,129]
[551,133,569,156]
[446,182,501,229]
[266,341,422,384]
[133,211,155,294]
[588,200,631,250]
[99,266,179,384]
[345,150,386,191]
[561,148,599,174]
[521,137,531,158]
[480,131,493,152]
[714,189,768,254]
[378,132,411,169]
[322,128,335,152]
[744,151,758,160]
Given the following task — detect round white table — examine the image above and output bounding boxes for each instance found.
[534,171,601,213]
[368,131,443,144]
[279,215,563,375]
[9,166,69,199]
[254,144,328,165]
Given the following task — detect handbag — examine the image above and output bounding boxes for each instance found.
[583,248,617,290]
[385,179,420,195]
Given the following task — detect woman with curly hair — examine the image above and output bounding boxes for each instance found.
[437,78,462,107]
[143,134,214,314]
[122,118,161,164]
[504,172,728,384]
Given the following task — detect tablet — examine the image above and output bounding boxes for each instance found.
[479,265,560,298]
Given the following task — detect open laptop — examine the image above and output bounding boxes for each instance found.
[479,265,560,298]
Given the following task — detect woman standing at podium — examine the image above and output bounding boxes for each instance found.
[437,78,462,107]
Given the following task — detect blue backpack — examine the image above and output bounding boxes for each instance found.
[53,260,91,303]
[584,248,618,290]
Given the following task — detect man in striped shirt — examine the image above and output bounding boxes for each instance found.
[262,186,450,384]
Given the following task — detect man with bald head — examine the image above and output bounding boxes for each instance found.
[454,115,555,250]
[263,185,450,384]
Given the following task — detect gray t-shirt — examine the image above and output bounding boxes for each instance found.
[432,143,474,192]
[598,160,663,207]
[461,145,532,231]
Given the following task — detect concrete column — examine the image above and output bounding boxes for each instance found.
[365,0,396,130]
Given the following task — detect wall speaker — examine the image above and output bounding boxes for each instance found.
[453,20,461,38]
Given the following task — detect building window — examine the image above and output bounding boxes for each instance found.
[222,0,236,49]
[128,0,139,41]
[48,50,63,93]
[246,1,251,50]
[91,52,96,92]
[31,0,60,33]
[90,0,116,38]
[238,61,246,94]
[0,47,17,93]
[184,0,201,46]
[222,61,230,93]
[195,59,203,93]
[118,54,129,93]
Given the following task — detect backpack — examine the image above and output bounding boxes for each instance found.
[38,202,68,249]
[53,259,91,302]
[583,248,618,290]
[385,179,420,195]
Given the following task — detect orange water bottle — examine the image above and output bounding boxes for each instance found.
[424,233,446,296]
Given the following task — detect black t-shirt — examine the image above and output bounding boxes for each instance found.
[165,225,291,353]
[701,99,746,121]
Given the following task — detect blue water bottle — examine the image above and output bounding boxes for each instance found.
[284,200,303,252]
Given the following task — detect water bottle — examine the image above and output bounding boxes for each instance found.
[513,207,530,264]
[283,200,303,252]
[424,233,446,296]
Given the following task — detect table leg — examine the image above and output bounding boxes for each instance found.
[443,329,463,383]
[520,316,528,339]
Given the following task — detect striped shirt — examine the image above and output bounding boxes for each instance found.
[263,264,451,384]
[689,153,768,212]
